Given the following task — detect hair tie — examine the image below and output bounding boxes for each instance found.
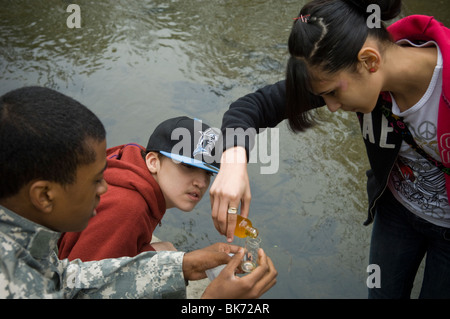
[293,14,311,23]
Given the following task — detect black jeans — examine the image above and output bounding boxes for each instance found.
[368,190,450,298]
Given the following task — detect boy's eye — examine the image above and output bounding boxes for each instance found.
[95,176,105,184]
[180,163,214,177]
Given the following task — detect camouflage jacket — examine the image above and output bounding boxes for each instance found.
[0,206,187,299]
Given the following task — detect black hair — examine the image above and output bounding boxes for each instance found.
[285,0,402,132]
[0,86,106,199]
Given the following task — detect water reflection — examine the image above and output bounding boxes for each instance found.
[1,0,449,299]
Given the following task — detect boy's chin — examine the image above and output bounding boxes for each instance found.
[179,205,196,212]
[66,210,97,232]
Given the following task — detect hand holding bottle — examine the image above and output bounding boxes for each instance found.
[210,146,252,242]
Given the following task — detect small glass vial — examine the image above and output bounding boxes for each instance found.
[241,237,261,273]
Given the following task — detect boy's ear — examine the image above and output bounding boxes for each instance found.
[145,152,160,174]
[29,181,55,214]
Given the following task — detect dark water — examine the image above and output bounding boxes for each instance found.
[1,0,449,299]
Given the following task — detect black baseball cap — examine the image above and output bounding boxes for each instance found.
[146,116,220,174]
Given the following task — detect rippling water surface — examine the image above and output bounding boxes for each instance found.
[1,0,449,298]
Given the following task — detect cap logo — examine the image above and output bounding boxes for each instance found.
[193,128,219,157]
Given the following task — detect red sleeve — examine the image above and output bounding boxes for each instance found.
[59,187,155,261]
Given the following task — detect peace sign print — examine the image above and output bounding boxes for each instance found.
[417,121,437,141]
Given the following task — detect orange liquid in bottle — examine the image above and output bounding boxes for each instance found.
[234,215,259,238]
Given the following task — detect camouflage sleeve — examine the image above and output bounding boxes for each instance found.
[61,251,187,299]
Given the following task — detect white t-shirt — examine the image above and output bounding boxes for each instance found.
[387,40,450,228]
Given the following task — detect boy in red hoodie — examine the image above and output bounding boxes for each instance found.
[59,116,221,261]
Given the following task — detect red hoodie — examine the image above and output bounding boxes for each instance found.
[58,143,166,261]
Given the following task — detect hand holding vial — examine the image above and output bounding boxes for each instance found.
[241,237,262,273]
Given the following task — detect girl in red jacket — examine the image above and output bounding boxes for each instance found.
[210,0,450,298]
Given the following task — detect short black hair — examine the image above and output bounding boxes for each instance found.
[0,86,106,199]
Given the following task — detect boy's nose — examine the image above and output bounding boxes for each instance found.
[193,171,210,189]
[98,179,108,196]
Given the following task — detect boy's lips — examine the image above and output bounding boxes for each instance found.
[92,198,100,216]
[187,191,201,201]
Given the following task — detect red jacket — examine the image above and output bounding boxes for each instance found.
[388,15,450,171]
[58,144,166,261]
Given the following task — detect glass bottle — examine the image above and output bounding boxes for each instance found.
[234,215,259,238]
[241,237,261,273]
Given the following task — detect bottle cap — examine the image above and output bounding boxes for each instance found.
[247,227,259,238]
